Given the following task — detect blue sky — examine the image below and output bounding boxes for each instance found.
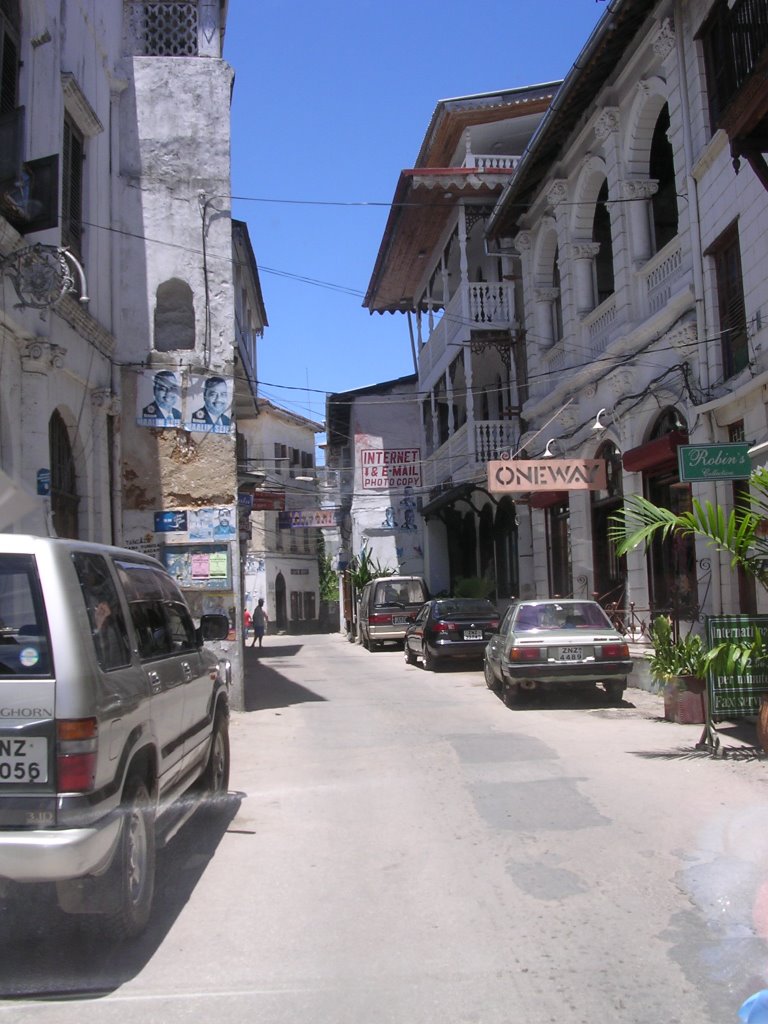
[224,1,609,427]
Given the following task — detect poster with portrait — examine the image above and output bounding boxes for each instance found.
[187,506,237,541]
[137,369,183,427]
[185,373,233,434]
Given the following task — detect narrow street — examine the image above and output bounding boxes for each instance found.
[3,633,768,1023]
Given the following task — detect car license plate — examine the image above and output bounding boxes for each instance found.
[464,630,483,640]
[392,616,407,625]
[558,646,582,662]
[0,737,48,783]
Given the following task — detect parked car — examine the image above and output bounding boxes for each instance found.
[483,598,631,705]
[405,598,500,671]
[0,534,231,938]
[358,576,428,650]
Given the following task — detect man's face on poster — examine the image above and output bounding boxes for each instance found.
[154,374,178,413]
[204,380,229,419]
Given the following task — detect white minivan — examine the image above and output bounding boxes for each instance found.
[358,575,428,651]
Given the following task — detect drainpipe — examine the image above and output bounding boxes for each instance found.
[109,76,127,545]
[675,0,722,612]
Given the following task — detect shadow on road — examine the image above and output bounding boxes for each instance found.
[0,792,242,999]
[243,644,326,711]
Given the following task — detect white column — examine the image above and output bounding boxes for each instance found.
[570,242,600,314]
[620,180,659,266]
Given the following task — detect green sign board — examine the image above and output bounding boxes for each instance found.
[678,443,751,482]
[706,615,768,719]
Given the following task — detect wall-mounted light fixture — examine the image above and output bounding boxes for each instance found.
[592,408,608,431]
[543,438,558,457]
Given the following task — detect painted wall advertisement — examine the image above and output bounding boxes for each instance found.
[360,448,421,490]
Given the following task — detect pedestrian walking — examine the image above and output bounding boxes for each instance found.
[250,598,268,648]
[243,608,252,638]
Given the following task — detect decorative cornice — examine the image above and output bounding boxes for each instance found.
[570,241,601,261]
[594,108,620,140]
[653,17,676,60]
[534,287,560,303]
[22,339,67,372]
[665,320,698,358]
[619,179,659,201]
[91,387,120,415]
[546,180,569,209]
[605,368,634,398]
[515,231,532,252]
[56,294,116,356]
[61,72,104,137]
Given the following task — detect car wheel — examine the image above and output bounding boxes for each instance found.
[404,642,417,666]
[484,659,500,692]
[424,645,440,672]
[603,680,626,703]
[201,709,230,802]
[107,776,155,939]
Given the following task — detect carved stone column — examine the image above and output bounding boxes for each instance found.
[570,242,600,314]
[620,180,659,266]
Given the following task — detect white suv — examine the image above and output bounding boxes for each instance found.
[0,535,231,937]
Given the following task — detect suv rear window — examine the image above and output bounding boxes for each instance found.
[373,580,426,607]
[73,552,132,671]
[0,554,52,677]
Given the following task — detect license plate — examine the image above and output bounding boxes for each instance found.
[392,616,407,625]
[558,646,583,662]
[464,630,483,640]
[0,737,48,783]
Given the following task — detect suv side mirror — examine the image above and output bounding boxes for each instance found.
[198,613,230,642]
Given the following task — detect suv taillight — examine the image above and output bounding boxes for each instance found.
[56,718,98,793]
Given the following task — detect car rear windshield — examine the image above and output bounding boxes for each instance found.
[0,554,53,677]
[373,580,426,607]
[435,600,496,618]
[514,602,613,632]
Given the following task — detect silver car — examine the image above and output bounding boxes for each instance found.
[484,598,632,705]
[0,535,230,937]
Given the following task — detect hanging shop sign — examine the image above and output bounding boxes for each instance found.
[705,615,768,718]
[678,443,751,482]
[487,459,607,493]
[251,490,286,511]
[278,508,343,529]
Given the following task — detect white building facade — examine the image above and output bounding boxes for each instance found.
[0,1,253,702]
[487,0,768,625]
[238,398,323,633]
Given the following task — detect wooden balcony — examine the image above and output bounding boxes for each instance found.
[418,281,515,380]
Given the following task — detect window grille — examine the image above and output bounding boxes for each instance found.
[125,1,198,57]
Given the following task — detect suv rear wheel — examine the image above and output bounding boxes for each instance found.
[107,775,155,939]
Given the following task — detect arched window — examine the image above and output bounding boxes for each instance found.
[649,104,678,252]
[592,181,614,304]
[49,411,79,538]
[154,279,195,351]
[552,246,563,344]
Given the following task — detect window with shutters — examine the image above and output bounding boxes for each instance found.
[710,223,748,380]
[0,5,19,116]
[62,115,84,262]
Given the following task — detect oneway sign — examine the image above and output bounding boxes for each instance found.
[488,459,607,493]
[677,443,751,482]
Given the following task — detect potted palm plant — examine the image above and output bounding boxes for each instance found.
[647,615,708,724]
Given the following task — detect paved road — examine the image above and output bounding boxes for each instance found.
[3,633,768,1023]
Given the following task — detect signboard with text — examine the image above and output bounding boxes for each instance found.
[361,448,421,490]
[278,508,343,529]
[678,443,751,482]
[706,615,768,719]
[488,458,607,493]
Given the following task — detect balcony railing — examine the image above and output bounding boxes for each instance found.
[636,238,685,319]
[419,281,515,379]
[463,153,522,172]
[423,419,516,491]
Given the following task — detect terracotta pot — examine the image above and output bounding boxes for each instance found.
[675,674,706,694]
[666,676,706,724]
